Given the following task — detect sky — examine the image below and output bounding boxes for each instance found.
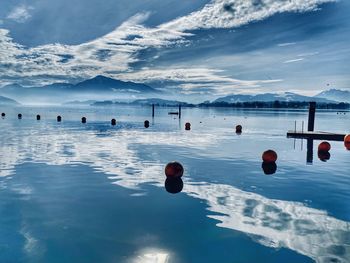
[0,0,349,101]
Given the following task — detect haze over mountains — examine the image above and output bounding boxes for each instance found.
[0,75,158,104]
[0,75,349,105]
[214,90,350,103]
[0,95,19,106]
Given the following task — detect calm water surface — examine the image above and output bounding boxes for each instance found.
[0,106,349,263]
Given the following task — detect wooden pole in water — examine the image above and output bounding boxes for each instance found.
[307,139,313,164]
[152,104,155,118]
[179,104,182,119]
[308,102,316,132]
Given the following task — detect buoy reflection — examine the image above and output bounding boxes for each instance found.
[262,162,277,175]
[165,177,183,194]
[318,151,331,162]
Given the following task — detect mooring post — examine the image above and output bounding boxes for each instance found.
[152,104,155,118]
[308,102,316,132]
[306,139,314,164]
[179,104,182,119]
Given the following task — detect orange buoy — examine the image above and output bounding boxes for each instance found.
[165,161,184,178]
[185,122,191,130]
[262,150,278,163]
[318,141,331,152]
[345,134,350,143]
[144,120,150,128]
[236,125,242,133]
[36,115,41,120]
[57,116,62,122]
[82,117,87,123]
[262,162,277,175]
[318,151,331,162]
[18,114,22,119]
[165,177,183,194]
[111,119,116,126]
[345,142,350,151]
[344,134,350,150]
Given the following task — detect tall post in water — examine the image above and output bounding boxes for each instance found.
[152,104,155,118]
[179,104,182,119]
[306,102,316,164]
[308,102,316,132]
[306,139,314,164]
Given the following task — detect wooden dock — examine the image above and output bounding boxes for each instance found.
[287,131,346,141]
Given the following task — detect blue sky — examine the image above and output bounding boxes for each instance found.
[0,0,349,101]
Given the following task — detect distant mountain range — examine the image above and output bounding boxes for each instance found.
[90,98,193,106]
[0,75,158,104]
[0,75,349,106]
[213,90,350,104]
[0,95,19,105]
[316,89,350,103]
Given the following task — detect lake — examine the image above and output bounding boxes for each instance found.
[0,105,349,263]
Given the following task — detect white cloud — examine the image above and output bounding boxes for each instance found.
[0,0,334,92]
[283,58,304,63]
[161,0,335,31]
[6,4,34,23]
[116,67,283,95]
[278,42,296,47]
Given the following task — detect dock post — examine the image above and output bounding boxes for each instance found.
[307,139,313,164]
[307,102,316,132]
[179,104,182,119]
[152,104,155,118]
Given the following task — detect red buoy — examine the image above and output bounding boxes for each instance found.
[318,141,331,152]
[262,150,278,163]
[344,135,350,150]
[345,134,350,143]
[165,162,184,178]
[185,122,191,130]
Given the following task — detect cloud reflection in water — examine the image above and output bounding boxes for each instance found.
[0,122,349,263]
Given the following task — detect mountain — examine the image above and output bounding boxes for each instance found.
[91,98,193,107]
[214,92,334,103]
[63,100,97,105]
[0,76,158,104]
[131,98,191,106]
[315,89,350,103]
[0,95,20,105]
[73,75,155,93]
